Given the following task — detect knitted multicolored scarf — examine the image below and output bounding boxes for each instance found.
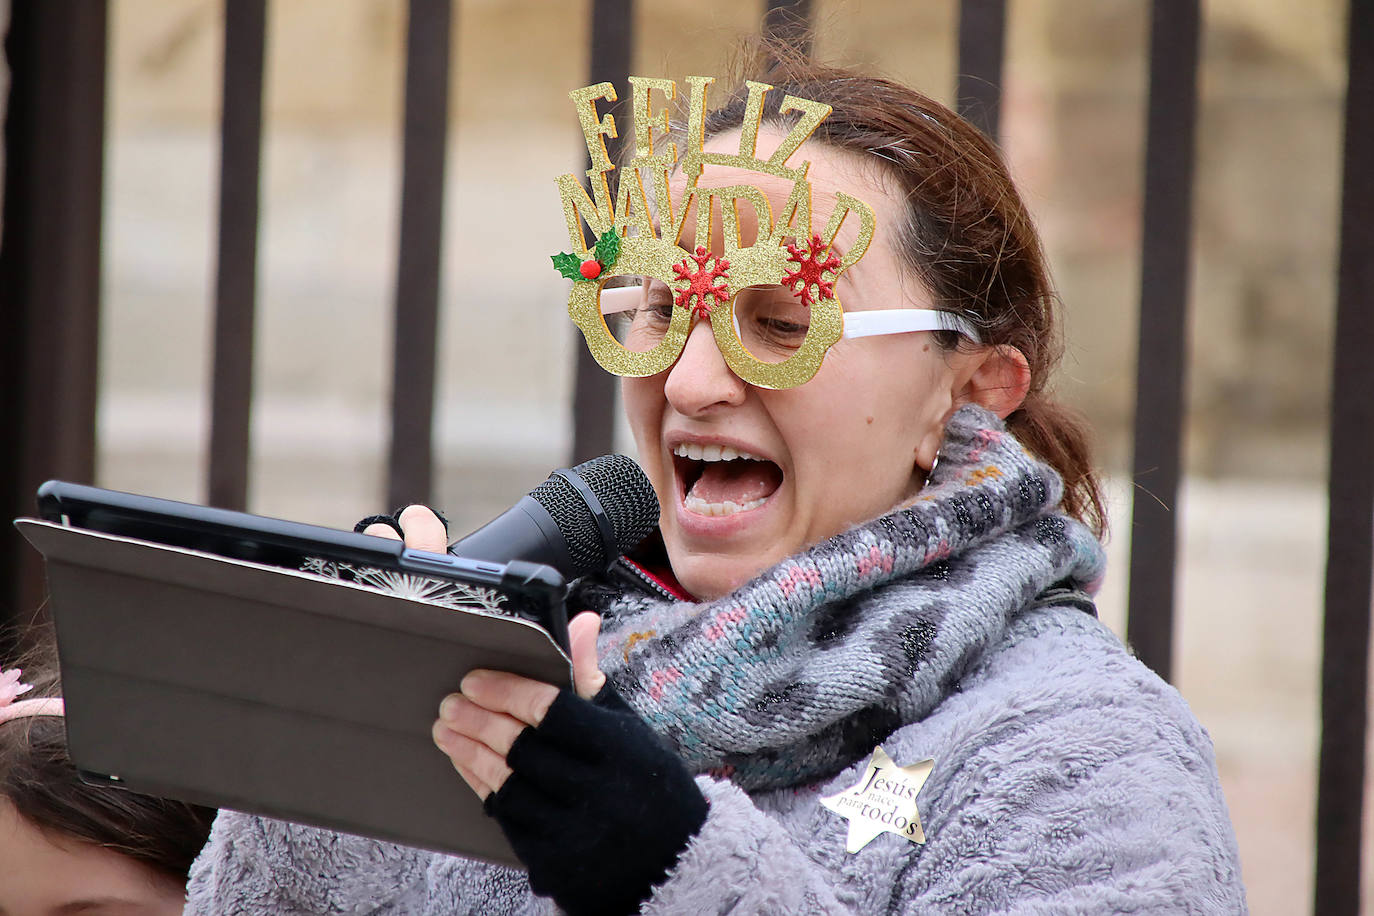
[595,405,1107,792]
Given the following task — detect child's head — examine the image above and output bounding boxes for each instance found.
[0,639,215,915]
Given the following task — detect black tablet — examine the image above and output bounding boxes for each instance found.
[17,482,575,867]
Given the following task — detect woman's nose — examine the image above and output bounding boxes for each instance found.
[662,318,748,415]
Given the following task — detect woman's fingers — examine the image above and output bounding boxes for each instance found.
[395,505,449,553]
[454,613,605,722]
[567,612,606,700]
[432,718,512,798]
[439,693,526,756]
[429,565,603,805]
[433,690,546,801]
[460,670,559,728]
[361,506,445,551]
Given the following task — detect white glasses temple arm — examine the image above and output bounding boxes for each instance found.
[842,308,982,344]
[598,286,642,314]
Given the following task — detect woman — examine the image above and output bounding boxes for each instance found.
[1,644,216,915]
[188,53,1246,914]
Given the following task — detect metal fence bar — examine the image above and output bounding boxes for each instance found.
[0,0,108,644]
[956,0,1007,140]
[386,0,452,509]
[207,0,267,510]
[764,0,813,55]
[1314,2,1374,910]
[1125,0,1201,684]
[569,0,633,465]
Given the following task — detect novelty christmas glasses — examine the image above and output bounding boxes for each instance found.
[552,77,981,390]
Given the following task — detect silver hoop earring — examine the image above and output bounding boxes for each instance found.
[923,449,941,488]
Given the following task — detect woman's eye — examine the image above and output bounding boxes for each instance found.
[735,285,810,353]
[733,285,811,362]
[756,317,807,341]
[639,303,674,325]
[639,283,673,318]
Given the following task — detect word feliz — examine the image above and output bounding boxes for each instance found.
[554,76,875,266]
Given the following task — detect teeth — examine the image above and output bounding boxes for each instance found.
[673,443,763,462]
[683,494,769,516]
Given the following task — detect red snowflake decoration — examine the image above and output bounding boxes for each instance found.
[782,233,843,307]
[672,246,731,319]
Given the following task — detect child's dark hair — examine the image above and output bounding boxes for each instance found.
[0,631,216,883]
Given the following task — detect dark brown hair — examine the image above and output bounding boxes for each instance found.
[697,45,1107,535]
[0,633,216,884]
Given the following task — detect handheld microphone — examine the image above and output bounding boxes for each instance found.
[449,454,659,580]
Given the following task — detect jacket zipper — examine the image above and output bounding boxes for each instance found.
[613,557,681,601]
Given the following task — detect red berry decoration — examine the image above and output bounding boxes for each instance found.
[552,230,621,282]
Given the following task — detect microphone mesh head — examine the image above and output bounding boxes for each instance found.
[529,454,660,577]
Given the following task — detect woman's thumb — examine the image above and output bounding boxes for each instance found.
[567,611,606,700]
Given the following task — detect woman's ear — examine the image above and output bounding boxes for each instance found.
[956,345,1031,418]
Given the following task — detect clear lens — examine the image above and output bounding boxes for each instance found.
[601,278,675,353]
[732,284,812,364]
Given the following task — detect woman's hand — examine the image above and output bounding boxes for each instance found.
[431,610,607,800]
[365,504,608,796]
[378,505,707,915]
[436,634,708,916]
[360,504,449,552]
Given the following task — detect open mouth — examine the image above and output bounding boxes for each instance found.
[672,443,784,518]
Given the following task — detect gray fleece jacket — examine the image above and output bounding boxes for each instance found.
[186,407,1247,914]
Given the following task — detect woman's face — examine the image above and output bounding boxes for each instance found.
[0,797,187,916]
[622,129,974,600]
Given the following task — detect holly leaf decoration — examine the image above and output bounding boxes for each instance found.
[551,252,584,281]
[593,229,621,269]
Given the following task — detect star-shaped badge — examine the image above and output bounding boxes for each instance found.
[820,746,934,853]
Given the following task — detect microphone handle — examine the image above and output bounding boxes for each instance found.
[447,495,575,577]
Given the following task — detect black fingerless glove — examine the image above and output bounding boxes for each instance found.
[352,507,448,539]
[483,683,709,916]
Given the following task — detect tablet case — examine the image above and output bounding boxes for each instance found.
[16,518,573,869]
